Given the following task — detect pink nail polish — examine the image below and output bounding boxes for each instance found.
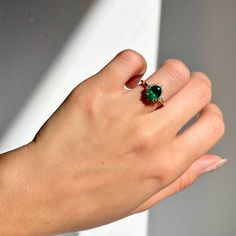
[203,159,227,173]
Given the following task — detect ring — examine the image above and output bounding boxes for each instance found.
[140,80,164,107]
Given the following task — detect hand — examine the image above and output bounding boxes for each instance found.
[0,50,225,235]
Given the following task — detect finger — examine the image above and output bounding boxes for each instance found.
[125,74,144,89]
[126,59,190,114]
[95,49,147,92]
[172,103,225,169]
[153,72,212,134]
[130,155,227,214]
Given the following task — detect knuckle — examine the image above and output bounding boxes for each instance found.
[164,59,190,82]
[209,114,225,138]
[192,71,211,87]
[152,159,175,182]
[117,49,147,68]
[134,128,155,150]
[208,103,224,119]
[191,76,212,102]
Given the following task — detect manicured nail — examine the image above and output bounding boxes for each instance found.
[203,159,227,173]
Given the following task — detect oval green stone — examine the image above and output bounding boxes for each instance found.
[145,85,162,101]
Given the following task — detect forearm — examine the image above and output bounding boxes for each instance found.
[0,145,50,236]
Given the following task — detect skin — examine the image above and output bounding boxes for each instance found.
[0,50,225,235]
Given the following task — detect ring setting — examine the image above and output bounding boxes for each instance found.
[141,80,164,106]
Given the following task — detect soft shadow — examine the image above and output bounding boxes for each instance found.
[56,232,79,236]
[0,0,94,140]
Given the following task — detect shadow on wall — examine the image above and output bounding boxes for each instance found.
[57,232,79,236]
[0,0,94,140]
[149,0,236,236]
[1,1,96,235]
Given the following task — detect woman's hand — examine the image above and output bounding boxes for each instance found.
[0,50,225,235]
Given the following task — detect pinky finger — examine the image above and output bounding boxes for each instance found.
[130,154,227,214]
[172,103,225,171]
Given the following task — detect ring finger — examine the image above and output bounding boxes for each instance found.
[126,59,190,114]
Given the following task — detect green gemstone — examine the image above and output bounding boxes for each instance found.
[145,85,162,102]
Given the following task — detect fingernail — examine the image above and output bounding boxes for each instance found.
[203,159,227,173]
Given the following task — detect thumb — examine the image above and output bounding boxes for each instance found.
[131,154,227,214]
